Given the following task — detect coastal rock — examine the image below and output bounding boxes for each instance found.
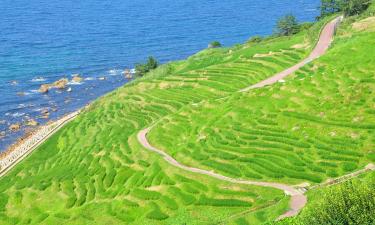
[9,123,21,132]
[72,75,83,83]
[124,69,132,79]
[17,92,25,96]
[39,84,50,93]
[0,131,5,139]
[53,78,68,89]
[26,119,39,126]
[41,109,50,118]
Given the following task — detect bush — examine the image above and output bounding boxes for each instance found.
[299,179,375,225]
[208,41,222,48]
[135,56,159,76]
[320,0,371,17]
[276,14,299,36]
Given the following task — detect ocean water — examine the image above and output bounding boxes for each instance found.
[0,0,319,151]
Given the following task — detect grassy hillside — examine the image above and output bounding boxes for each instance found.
[148,20,375,185]
[0,20,326,225]
[0,11,374,225]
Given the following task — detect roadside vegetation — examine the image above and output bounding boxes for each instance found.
[0,1,375,224]
[273,172,375,225]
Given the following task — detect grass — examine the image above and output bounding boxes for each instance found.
[0,18,319,225]
[148,18,375,186]
[1,11,374,225]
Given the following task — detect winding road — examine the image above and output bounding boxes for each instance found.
[2,15,364,222]
[240,15,343,92]
[138,16,344,220]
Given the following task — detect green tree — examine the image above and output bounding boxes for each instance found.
[342,0,371,16]
[208,41,222,48]
[135,56,159,77]
[319,0,371,17]
[146,56,158,70]
[276,14,299,36]
[320,0,342,17]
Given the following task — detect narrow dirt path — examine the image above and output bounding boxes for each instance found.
[137,17,344,220]
[240,16,343,92]
[138,127,306,219]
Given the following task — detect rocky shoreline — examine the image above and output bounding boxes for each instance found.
[0,110,80,176]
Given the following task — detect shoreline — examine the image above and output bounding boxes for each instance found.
[0,109,82,177]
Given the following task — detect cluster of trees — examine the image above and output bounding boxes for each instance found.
[275,0,371,37]
[135,56,158,76]
[320,0,371,17]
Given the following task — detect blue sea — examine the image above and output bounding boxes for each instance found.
[0,0,319,151]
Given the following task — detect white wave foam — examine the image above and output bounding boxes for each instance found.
[67,81,83,85]
[31,77,46,82]
[12,112,25,117]
[17,104,27,109]
[109,69,122,76]
[84,77,96,81]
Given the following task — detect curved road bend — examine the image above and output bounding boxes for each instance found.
[240,16,343,92]
[138,17,343,220]
[138,128,306,219]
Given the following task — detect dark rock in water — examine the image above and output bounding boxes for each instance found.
[9,123,21,132]
[40,109,50,119]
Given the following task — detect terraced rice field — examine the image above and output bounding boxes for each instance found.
[148,26,375,187]
[1,16,373,224]
[0,23,325,225]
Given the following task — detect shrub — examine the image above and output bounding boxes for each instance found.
[320,0,371,17]
[208,41,222,48]
[299,179,375,225]
[135,56,159,76]
[275,14,299,36]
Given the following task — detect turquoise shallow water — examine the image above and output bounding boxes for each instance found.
[0,0,319,151]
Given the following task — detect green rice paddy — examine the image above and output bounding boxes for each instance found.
[0,13,374,225]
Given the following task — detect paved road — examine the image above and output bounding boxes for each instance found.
[138,17,344,220]
[240,16,343,92]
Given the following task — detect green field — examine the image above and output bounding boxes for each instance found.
[1,7,375,225]
[148,21,375,185]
